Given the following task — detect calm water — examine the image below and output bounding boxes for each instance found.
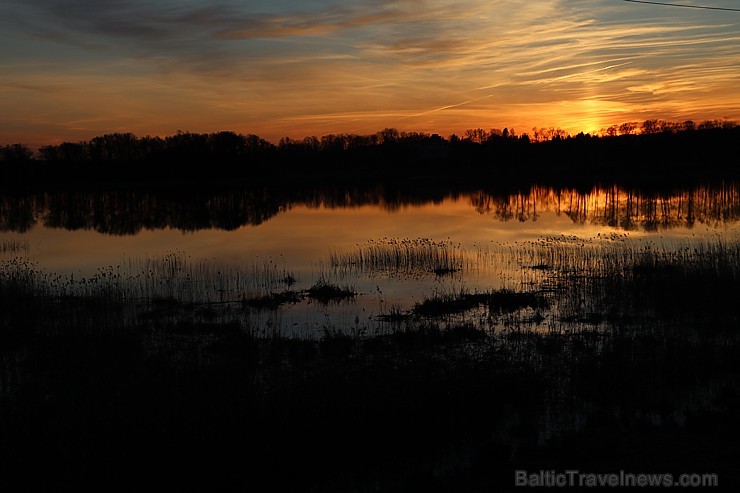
[2,184,739,336]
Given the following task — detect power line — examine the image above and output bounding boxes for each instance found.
[621,0,740,12]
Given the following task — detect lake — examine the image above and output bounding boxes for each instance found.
[2,183,739,336]
[3,180,740,491]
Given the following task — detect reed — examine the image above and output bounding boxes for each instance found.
[329,238,469,278]
[2,234,740,492]
[0,240,28,254]
[305,278,356,304]
[412,288,546,317]
[0,252,299,311]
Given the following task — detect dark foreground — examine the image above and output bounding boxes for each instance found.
[2,238,740,491]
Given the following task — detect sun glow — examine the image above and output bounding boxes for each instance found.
[1,0,739,146]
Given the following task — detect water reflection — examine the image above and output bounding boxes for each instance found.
[1,183,739,234]
[470,183,740,231]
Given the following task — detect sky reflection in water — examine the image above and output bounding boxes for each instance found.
[1,185,739,336]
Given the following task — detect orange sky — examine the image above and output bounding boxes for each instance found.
[2,0,740,147]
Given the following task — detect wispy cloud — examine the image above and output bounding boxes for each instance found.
[1,0,739,145]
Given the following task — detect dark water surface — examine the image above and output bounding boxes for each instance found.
[2,182,739,491]
[2,183,739,336]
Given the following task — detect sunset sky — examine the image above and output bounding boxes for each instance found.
[2,0,740,147]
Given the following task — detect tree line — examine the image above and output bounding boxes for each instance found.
[0,119,738,187]
[1,118,735,163]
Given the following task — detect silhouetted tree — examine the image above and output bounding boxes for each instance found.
[244,134,272,152]
[464,128,488,143]
[1,144,33,162]
[279,137,296,149]
[302,136,320,152]
[320,134,346,152]
[206,131,248,161]
[618,122,637,135]
[52,142,88,162]
[5,119,740,186]
[641,119,660,134]
[88,133,139,161]
[721,118,737,129]
[377,128,400,144]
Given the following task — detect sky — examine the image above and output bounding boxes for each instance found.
[1,0,740,147]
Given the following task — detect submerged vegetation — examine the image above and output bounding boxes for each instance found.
[411,289,547,317]
[305,278,357,304]
[241,278,357,309]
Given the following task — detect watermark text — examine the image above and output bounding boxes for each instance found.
[514,470,718,488]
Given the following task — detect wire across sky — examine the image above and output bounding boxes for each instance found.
[621,0,740,12]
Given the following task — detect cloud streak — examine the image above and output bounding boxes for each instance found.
[1,0,739,145]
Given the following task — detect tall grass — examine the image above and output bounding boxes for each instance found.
[412,288,546,317]
[329,238,470,278]
[0,240,28,255]
[3,234,740,491]
[124,251,298,302]
[3,234,739,336]
[0,252,298,304]
[489,234,740,330]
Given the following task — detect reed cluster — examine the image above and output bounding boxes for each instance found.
[329,238,469,277]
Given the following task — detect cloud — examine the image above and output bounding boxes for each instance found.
[1,0,739,144]
[215,9,406,40]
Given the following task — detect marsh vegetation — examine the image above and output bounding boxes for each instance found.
[1,178,740,491]
[0,240,28,254]
[330,238,468,278]
[2,231,739,490]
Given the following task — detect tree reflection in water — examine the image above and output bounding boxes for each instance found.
[1,183,738,234]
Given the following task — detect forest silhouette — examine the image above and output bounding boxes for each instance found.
[1,118,738,187]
